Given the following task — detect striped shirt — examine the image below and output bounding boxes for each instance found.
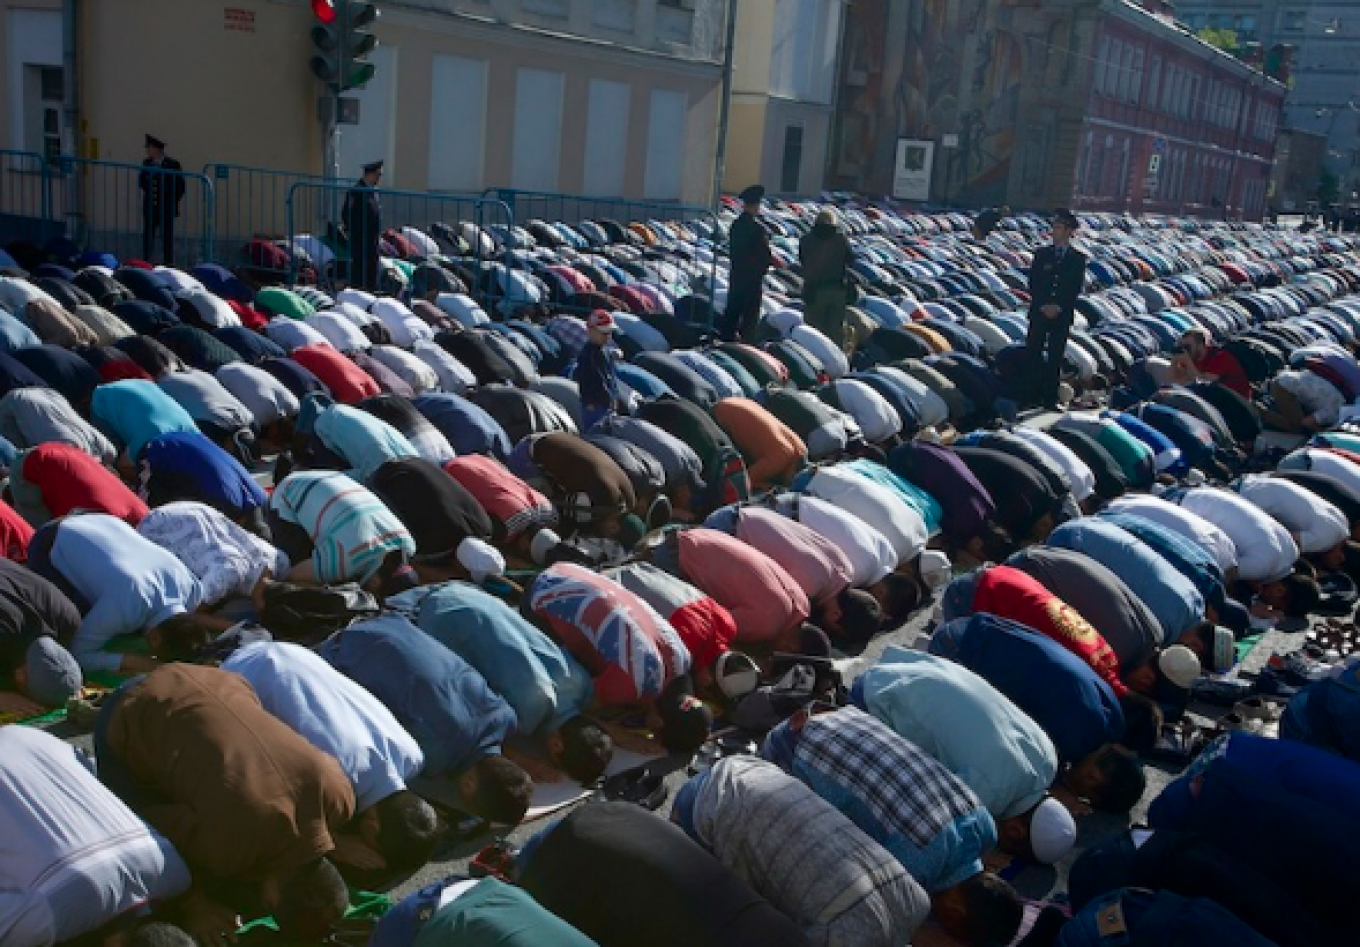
[269,471,414,585]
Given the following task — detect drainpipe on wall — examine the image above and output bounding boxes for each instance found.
[711,0,739,210]
[61,0,81,235]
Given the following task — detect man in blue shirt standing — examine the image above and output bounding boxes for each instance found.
[573,310,625,430]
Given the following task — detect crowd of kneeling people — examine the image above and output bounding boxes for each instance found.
[4,205,1360,947]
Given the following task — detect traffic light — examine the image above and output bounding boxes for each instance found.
[344,3,379,90]
[309,1,380,92]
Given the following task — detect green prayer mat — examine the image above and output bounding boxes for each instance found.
[1235,630,1269,663]
[237,889,392,940]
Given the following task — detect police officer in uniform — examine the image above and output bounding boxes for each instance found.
[721,184,773,342]
[139,134,185,265]
[342,159,384,291]
[1024,209,1087,409]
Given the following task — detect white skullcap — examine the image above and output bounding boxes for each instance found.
[1029,797,1078,864]
[918,550,953,590]
[1158,644,1202,690]
[530,529,562,566]
[457,537,505,583]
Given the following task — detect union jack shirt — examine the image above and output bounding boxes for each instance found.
[529,562,690,705]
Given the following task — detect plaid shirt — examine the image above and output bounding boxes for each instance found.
[763,707,994,891]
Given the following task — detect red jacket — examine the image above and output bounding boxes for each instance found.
[973,565,1127,696]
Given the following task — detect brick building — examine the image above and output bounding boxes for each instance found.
[829,0,1286,220]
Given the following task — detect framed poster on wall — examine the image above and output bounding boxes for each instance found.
[892,139,934,201]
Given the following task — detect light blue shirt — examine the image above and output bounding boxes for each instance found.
[396,582,593,738]
[315,403,419,485]
[90,379,199,461]
[50,514,202,672]
[222,641,424,811]
[853,646,1057,819]
[1047,518,1204,641]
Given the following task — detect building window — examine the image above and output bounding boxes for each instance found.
[25,65,63,160]
[780,125,804,193]
[1283,11,1305,31]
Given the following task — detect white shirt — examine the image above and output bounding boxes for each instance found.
[0,728,191,946]
[307,310,372,352]
[222,641,424,811]
[290,234,337,268]
[1275,369,1346,428]
[832,378,903,443]
[371,298,435,347]
[435,293,491,329]
[774,492,898,586]
[368,344,440,393]
[153,266,204,293]
[873,366,949,428]
[1234,475,1348,554]
[215,362,301,428]
[791,324,849,379]
[0,276,53,315]
[175,288,240,329]
[1106,494,1238,573]
[1281,447,1360,497]
[962,316,1012,356]
[336,288,377,311]
[263,315,331,352]
[399,226,441,258]
[1175,486,1299,582]
[413,341,477,393]
[71,304,135,344]
[766,308,805,336]
[803,466,927,562]
[1065,340,1098,382]
[1011,425,1096,502]
[328,300,378,327]
[137,501,289,606]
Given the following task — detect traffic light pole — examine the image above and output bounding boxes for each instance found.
[311,0,379,181]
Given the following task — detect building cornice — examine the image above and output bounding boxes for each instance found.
[375,1,725,75]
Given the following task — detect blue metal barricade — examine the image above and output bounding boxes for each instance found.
[205,163,332,260]
[0,150,58,246]
[286,180,514,301]
[49,157,215,267]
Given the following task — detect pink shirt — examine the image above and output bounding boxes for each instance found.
[734,507,853,605]
[677,527,810,643]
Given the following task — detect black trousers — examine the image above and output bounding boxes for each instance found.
[352,243,380,291]
[721,279,764,342]
[1024,312,1072,406]
[142,205,175,265]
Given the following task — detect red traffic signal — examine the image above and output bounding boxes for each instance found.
[311,0,337,23]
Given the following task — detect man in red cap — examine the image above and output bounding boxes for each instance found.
[573,310,625,430]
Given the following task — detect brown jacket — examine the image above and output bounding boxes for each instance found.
[107,663,356,882]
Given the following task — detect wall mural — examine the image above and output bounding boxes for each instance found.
[835,0,1035,206]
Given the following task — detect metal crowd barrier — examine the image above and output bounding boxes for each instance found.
[205,163,332,261]
[48,157,216,267]
[286,180,515,301]
[0,149,58,246]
